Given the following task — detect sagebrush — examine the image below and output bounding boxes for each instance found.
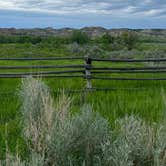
[1,77,166,166]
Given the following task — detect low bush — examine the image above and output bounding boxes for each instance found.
[1,77,166,166]
[67,43,104,57]
[19,77,110,166]
[70,31,90,44]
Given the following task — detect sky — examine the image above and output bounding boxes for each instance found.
[0,0,166,29]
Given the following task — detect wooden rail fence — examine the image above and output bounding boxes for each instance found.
[0,56,166,92]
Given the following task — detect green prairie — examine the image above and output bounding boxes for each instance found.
[0,34,166,158]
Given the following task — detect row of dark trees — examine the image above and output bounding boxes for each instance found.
[0,30,138,50]
[0,35,42,44]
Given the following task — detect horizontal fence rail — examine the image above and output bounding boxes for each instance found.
[90,76,166,81]
[0,75,84,78]
[0,57,84,61]
[89,66,166,70]
[0,56,166,92]
[92,70,166,74]
[0,70,84,76]
[0,64,86,69]
[91,58,166,62]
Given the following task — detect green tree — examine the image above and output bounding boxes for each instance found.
[70,30,90,44]
[100,33,114,44]
[121,31,138,50]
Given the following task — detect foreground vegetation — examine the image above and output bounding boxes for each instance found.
[1,77,166,166]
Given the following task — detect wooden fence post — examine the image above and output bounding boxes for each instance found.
[80,56,92,105]
[85,57,92,90]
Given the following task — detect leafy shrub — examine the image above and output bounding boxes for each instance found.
[19,77,111,166]
[87,45,104,58]
[48,105,110,166]
[95,33,114,44]
[67,43,104,57]
[106,49,140,59]
[101,33,114,44]
[70,30,90,44]
[120,32,138,50]
[102,138,132,166]
[19,77,56,154]
[67,42,84,55]
[102,115,166,166]
[116,116,154,165]
[101,115,153,166]
[153,124,166,166]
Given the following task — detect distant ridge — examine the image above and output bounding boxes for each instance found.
[0,27,166,37]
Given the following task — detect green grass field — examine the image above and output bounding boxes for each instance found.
[0,41,166,158]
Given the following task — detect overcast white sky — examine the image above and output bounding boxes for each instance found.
[0,0,166,28]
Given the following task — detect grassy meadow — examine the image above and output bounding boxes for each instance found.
[0,32,166,165]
